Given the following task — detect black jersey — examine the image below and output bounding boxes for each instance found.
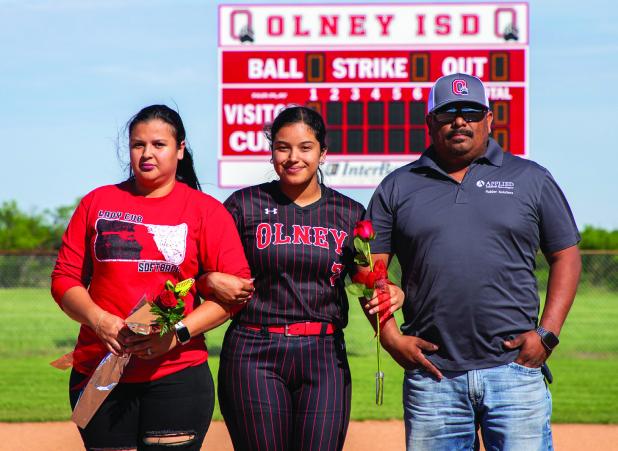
[224,181,365,329]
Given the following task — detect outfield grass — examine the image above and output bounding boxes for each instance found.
[0,288,616,423]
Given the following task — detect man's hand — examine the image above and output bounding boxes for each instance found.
[364,283,404,319]
[381,333,443,380]
[503,330,550,368]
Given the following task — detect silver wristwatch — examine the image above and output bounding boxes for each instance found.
[174,321,191,345]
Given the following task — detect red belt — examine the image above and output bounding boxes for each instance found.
[240,321,336,336]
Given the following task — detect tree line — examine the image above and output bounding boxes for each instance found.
[0,201,77,251]
[1,200,617,251]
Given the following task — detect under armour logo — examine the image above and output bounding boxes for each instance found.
[264,208,278,215]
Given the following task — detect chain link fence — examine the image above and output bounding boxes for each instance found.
[3,249,614,290]
[535,250,618,293]
[0,251,58,288]
[1,250,616,354]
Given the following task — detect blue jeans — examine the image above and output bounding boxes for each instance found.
[403,362,553,451]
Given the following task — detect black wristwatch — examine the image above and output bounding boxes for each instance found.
[174,321,191,345]
[536,326,559,352]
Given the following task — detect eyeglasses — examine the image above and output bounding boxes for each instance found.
[431,107,488,124]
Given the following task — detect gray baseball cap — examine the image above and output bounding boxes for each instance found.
[427,73,489,113]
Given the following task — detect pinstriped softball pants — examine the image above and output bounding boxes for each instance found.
[218,323,352,451]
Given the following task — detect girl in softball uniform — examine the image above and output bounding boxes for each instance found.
[205,106,403,451]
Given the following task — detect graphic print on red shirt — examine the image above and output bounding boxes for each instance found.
[94,218,188,272]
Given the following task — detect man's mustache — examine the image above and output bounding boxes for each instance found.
[446,129,473,139]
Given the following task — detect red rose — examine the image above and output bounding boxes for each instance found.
[351,271,368,285]
[372,260,388,281]
[365,270,378,289]
[354,220,375,240]
[156,290,177,309]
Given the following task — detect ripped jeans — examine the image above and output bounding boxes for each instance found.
[69,361,214,451]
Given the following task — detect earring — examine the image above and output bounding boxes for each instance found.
[319,160,325,165]
[269,158,273,163]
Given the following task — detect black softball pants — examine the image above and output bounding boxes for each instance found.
[218,323,352,451]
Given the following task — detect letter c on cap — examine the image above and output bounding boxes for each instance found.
[452,79,469,95]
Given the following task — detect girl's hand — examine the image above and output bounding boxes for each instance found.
[198,272,255,304]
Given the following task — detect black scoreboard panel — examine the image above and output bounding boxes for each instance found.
[490,100,509,150]
[315,99,428,154]
[313,94,518,156]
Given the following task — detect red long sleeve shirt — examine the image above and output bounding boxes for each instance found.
[51,181,250,382]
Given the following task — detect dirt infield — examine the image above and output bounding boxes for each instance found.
[1,421,617,450]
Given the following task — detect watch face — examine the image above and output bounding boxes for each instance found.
[542,331,560,350]
[175,323,191,344]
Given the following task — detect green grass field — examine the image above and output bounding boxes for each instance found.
[0,288,616,423]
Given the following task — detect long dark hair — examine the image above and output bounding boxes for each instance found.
[265,106,327,184]
[127,104,201,191]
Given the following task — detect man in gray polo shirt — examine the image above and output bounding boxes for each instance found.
[364,73,581,450]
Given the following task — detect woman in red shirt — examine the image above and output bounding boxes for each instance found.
[51,104,253,450]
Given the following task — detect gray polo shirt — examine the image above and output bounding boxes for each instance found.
[366,138,580,371]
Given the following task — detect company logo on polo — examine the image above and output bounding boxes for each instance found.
[486,181,514,189]
[452,79,469,95]
[479,180,515,195]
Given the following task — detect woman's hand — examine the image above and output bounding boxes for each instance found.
[92,310,129,356]
[198,272,254,304]
[123,331,178,360]
[364,283,405,321]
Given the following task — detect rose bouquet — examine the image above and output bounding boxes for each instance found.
[68,278,194,428]
[150,278,194,335]
[346,220,392,405]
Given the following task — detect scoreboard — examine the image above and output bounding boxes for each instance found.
[218,3,529,188]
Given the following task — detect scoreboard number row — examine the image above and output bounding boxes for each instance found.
[309,87,423,102]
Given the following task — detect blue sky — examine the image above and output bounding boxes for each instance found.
[1,0,616,228]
